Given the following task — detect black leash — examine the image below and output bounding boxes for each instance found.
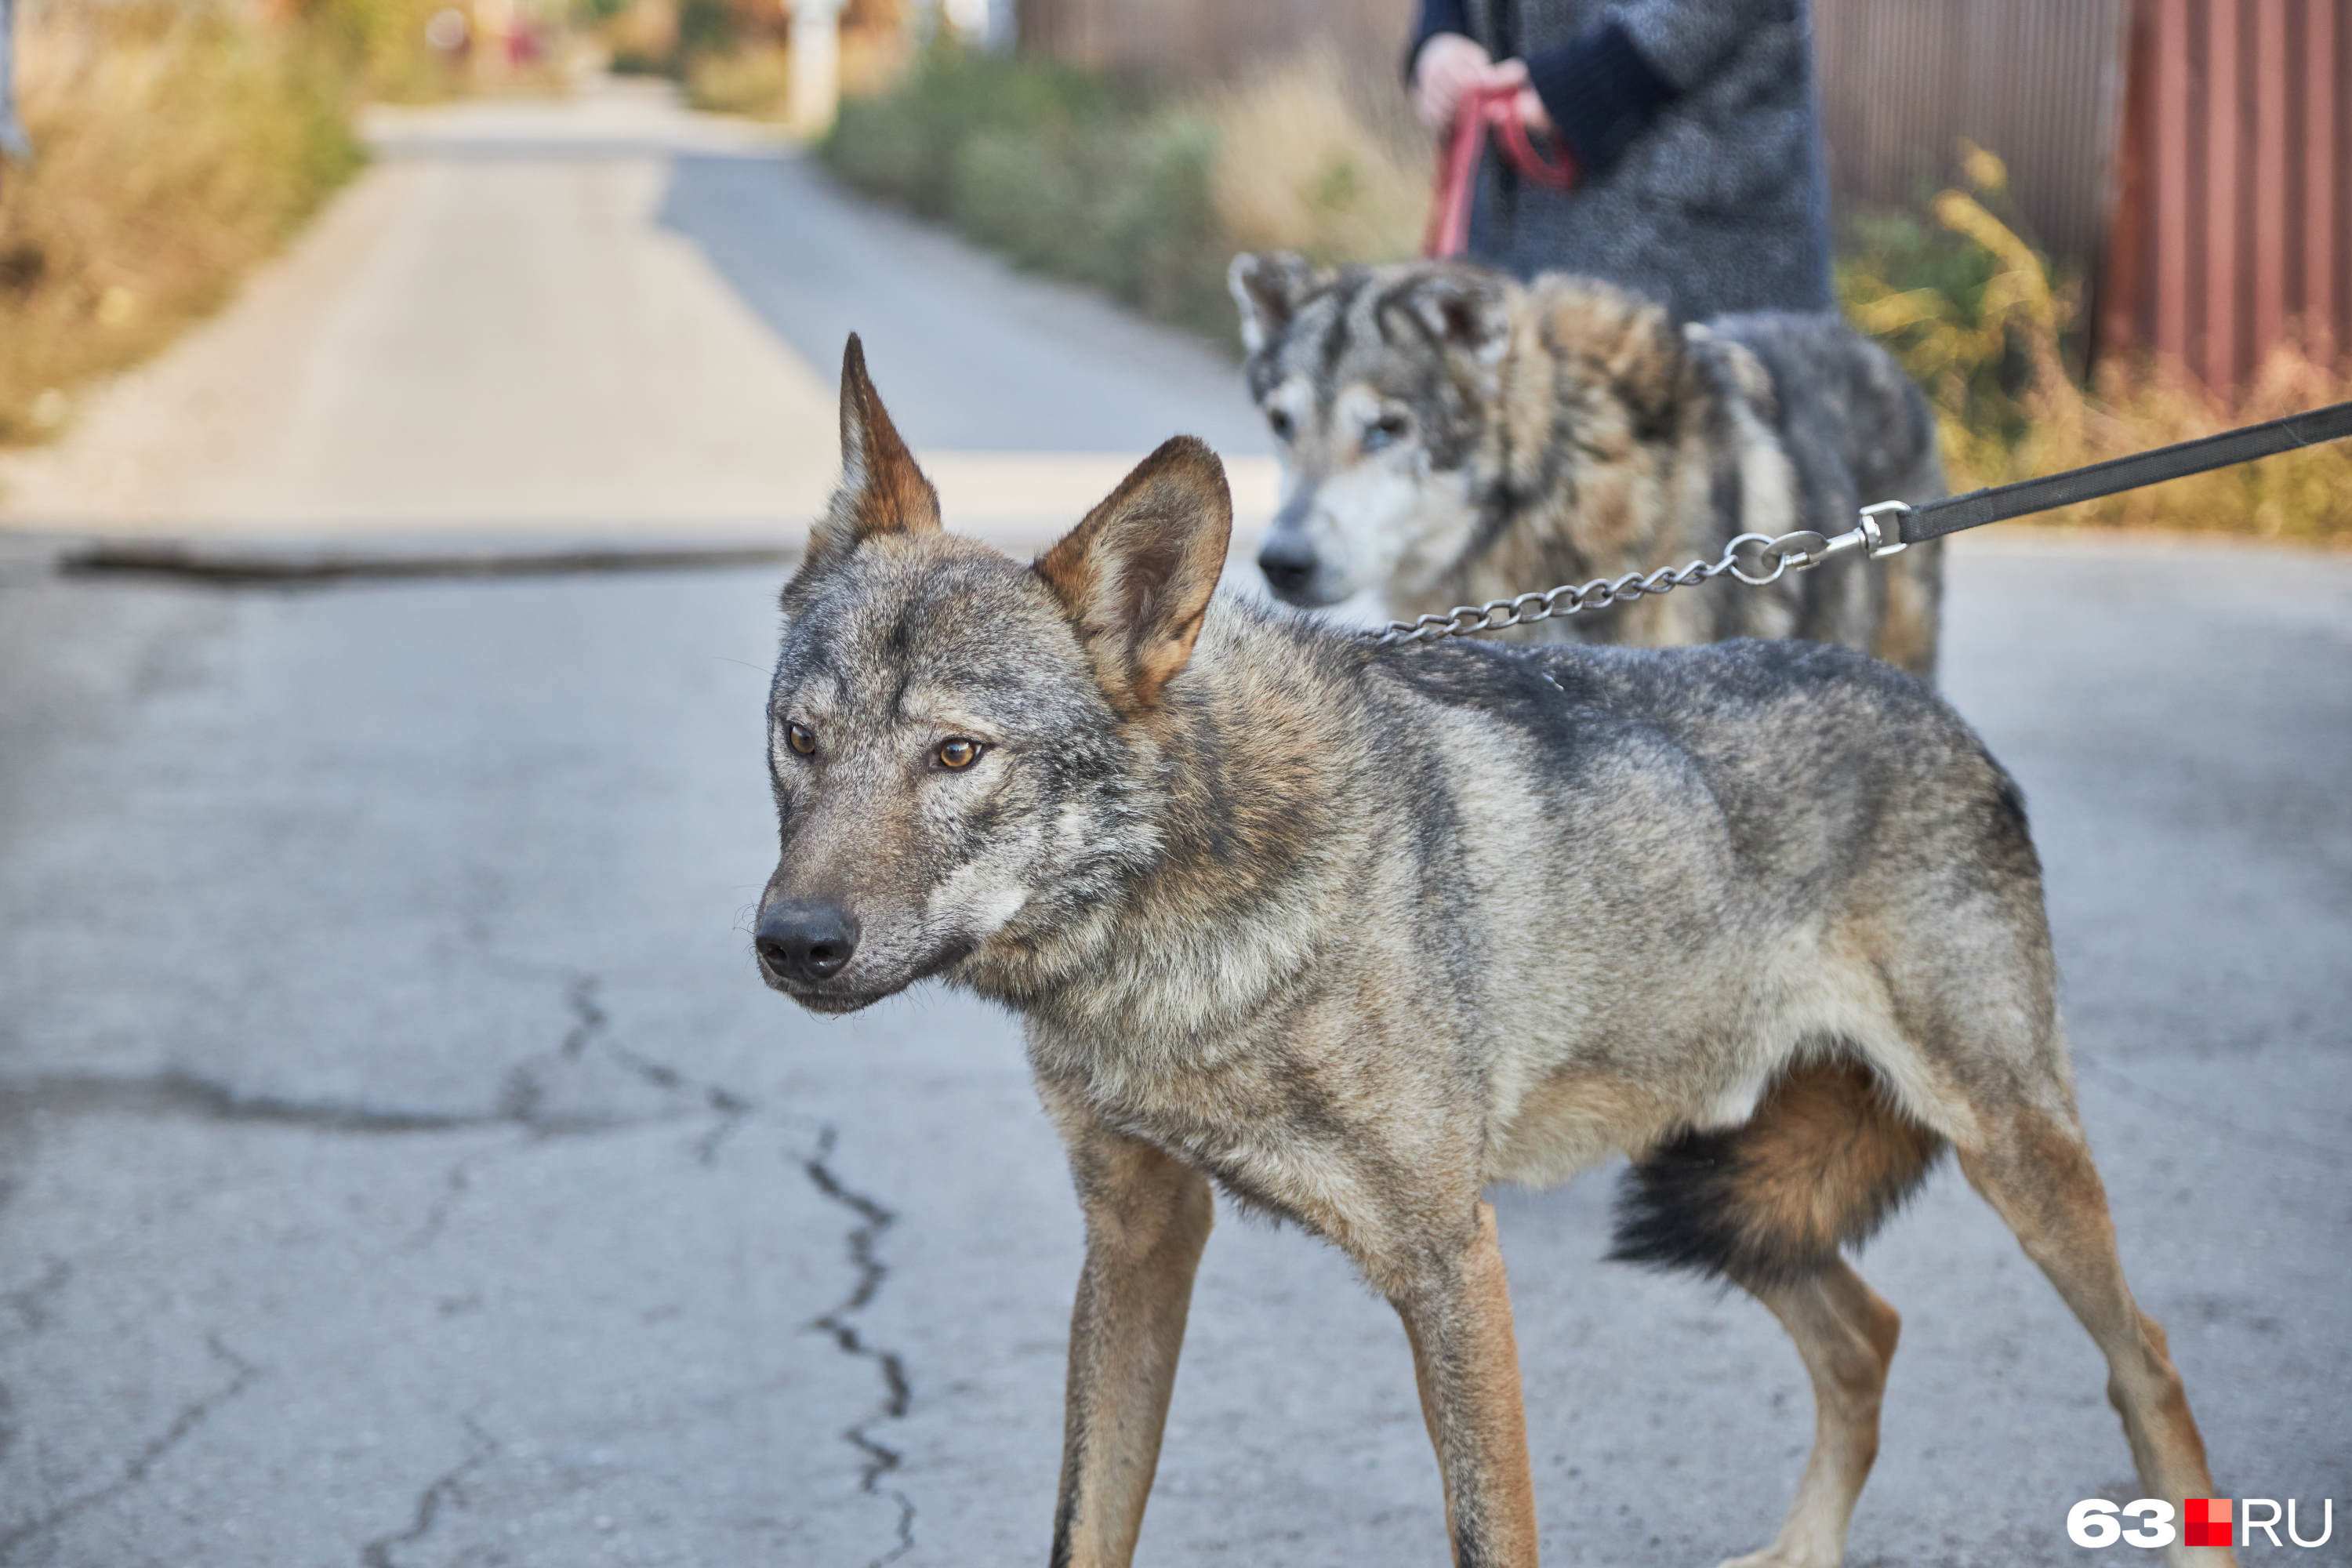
[1371,399,2352,647]
[1896,399,2352,543]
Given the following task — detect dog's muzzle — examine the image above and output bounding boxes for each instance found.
[1258,531,1345,608]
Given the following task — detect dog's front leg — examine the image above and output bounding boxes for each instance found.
[1394,1200,1541,1567]
[1043,1096,1214,1568]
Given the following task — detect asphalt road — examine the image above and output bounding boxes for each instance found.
[0,82,1273,544]
[2,89,2348,1568]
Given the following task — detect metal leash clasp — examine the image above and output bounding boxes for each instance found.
[1759,501,1915,577]
[1857,500,1912,557]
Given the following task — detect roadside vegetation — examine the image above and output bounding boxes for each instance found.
[826,52,2352,539]
[599,0,902,120]
[823,44,1423,342]
[1842,146,2351,540]
[0,0,366,444]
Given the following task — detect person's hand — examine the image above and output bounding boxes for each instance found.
[1416,43,1555,137]
[1487,58,1553,134]
[1414,33,1495,132]
[1474,56,1552,135]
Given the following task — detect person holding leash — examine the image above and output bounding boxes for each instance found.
[1408,0,1835,320]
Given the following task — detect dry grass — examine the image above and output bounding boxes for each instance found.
[1843,147,2352,541]
[1205,51,1425,265]
[0,0,364,445]
[2049,341,2352,541]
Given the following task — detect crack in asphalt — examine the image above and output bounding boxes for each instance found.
[0,978,793,1557]
[803,1126,916,1568]
[410,974,755,1248]
[0,1063,695,1152]
[0,1332,263,1565]
[0,1069,521,1134]
[0,978,756,1151]
[0,1259,69,1341]
[553,975,758,1166]
[406,1158,484,1253]
[0,1260,72,1469]
[60,540,797,587]
[0,981,742,1153]
[492,978,623,1130]
[690,1085,755,1165]
[539,975,766,1168]
[558,975,608,1059]
[605,1038,755,1166]
[357,1417,499,1568]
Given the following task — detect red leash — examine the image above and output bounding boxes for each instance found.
[1421,83,1578,260]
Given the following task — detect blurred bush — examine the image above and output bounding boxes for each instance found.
[1841,145,2352,540]
[615,0,898,108]
[0,0,366,445]
[822,42,1421,343]
[308,0,467,101]
[603,0,678,75]
[685,42,790,118]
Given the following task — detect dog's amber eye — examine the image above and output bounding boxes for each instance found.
[786,721,815,757]
[935,737,981,770]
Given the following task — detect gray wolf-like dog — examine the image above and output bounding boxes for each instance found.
[1229,255,1947,679]
[753,337,2230,1567]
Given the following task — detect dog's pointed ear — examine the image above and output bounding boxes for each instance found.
[808,334,940,568]
[1394,268,1515,367]
[1229,252,1317,355]
[1035,437,1232,715]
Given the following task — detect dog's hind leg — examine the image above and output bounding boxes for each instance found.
[1610,1062,1933,1567]
[1957,1102,2234,1568]
[1393,1200,1542,1568]
[1718,1260,1901,1568]
[1607,1062,1944,1566]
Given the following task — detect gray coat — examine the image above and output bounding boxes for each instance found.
[1455,0,1835,320]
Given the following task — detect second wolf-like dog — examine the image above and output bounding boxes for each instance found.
[1230,254,1947,678]
[753,339,2230,1567]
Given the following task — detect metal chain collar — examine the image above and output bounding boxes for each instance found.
[1364,503,1914,649]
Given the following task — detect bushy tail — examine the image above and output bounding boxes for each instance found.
[1608,1060,1945,1289]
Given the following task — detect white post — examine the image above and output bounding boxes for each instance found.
[787,0,846,138]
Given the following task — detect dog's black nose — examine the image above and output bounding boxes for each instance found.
[757,901,860,983]
[1258,536,1319,602]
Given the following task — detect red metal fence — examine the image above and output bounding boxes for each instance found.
[2101,0,2351,388]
